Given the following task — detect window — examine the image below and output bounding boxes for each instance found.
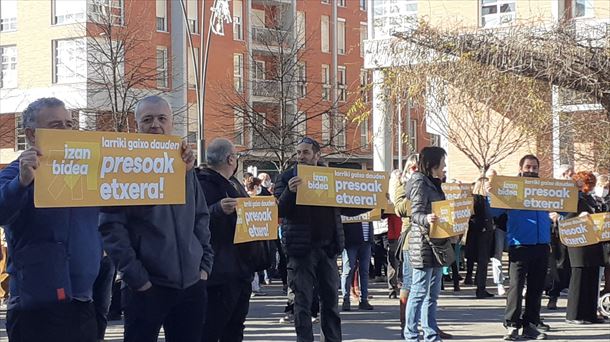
[360,0,366,11]
[338,0,346,7]
[233,0,243,40]
[156,47,168,88]
[360,23,367,57]
[188,47,199,88]
[409,119,418,151]
[338,66,346,102]
[252,112,266,148]
[296,112,307,137]
[337,19,346,55]
[0,45,17,88]
[0,0,17,31]
[334,114,346,147]
[322,112,331,143]
[321,0,329,4]
[297,63,307,98]
[233,53,243,92]
[234,110,244,145]
[481,0,516,27]
[54,39,86,83]
[187,0,198,33]
[53,0,86,24]
[360,68,369,103]
[360,116,369,148]
[254,60,265,80]
[88,0,124,25]
[15,113,26,151]
[373,0,417,38]
[573,0,594,18]
[321,64,330,101]
[430,133,441,147]
[156,0,167,31]
[296,11,305,48]
[321,16,330,53]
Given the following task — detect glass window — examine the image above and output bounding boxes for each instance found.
[156,47,168,88]
[53,0,86,25]
[156,0,167,31]
[14,112,26,151]
[233,0,243,40]
[233,53,243,92]
[321,64,330,101]
[187,0,198,33]
[372,0,417,38]
[360,116,369,148]
[338,0,346,7]
[573,0,594,18]
[254,60,265,80]
[297,11,305,48]
[88,0,124,25]
[338,66,346,102]
[334,114,346,147]
[0,45,17,88]
[322,112,330,143]
[0,0,17,31]
[481,0,515,27]
[321,16,330,53]
[360,23,367,57]
[297,62,306,98]
[360,0,367,11]
[337,19,346,55]
[360,68,369,103]
[54,39,86,83]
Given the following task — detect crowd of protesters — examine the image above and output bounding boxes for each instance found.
[0,96,609,342]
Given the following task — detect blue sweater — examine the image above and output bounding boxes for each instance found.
[488,198,551,246]
[0,160,102,308]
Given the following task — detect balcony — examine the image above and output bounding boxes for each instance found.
[252,26,292,52]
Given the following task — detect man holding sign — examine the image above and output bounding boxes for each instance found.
[99,96,214,342]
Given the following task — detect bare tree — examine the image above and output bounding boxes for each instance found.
[212,6,360,172]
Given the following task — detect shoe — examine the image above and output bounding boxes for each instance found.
[565,319,589,325]
[282,284,288,295]
[251,291,267,297]
[279,313,294,324]
[388,289,398,299]
[476,291,495,299]
[463,277,473,285]
[547,297,558,310]
[311,316,320,324]
[535,321,550,332]
[497,284,506,296]
[438,329,452,339]
[522,323,546,340]
[342,300,351,312]
[587,318,606,324]
[503,327,520,341]
[358,300,374,310]
[453,285,461,292]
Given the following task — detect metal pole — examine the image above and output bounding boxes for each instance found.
[397,96,402,170]
[180,1,201,156]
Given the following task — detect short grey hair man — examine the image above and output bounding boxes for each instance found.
[207,138,235,168]
[134,95,171,119]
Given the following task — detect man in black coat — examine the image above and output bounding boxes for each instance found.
[197,138,254,342]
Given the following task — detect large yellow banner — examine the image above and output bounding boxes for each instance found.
[295,165,388,209]
[34,129,185,208]
[489,176,578,212]
[442,183,473,200]
[234,197,278,244]
[430,197,474,238]
[591,212,610,242]
[558,216,599,247]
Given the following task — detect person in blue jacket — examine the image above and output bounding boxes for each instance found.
[488,155,552,341]
[0,98,102,342]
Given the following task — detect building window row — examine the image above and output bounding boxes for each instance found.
[0,45,17,89]
[0,0,17,31]
[481,0,516,28]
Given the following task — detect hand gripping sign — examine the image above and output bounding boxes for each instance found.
[591,212,610,242]
[34,129,185,207]
[558,215,600,247]
[234,197,278,244]
[489,176,578,212]
[296,165,388,209]
[430,197,474,239]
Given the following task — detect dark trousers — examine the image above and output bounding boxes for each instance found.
[372,233,388,278]
[6,301,97,342]
[203,280,251,342]
[547,241,571,298]
[288,246,341,342]
[566,267,600,321]
[505,245,549,328]
[387,239,401,291]
[123,280,207,342]
[475,231,493,294]
[92,255,116,340]
[276,239,288,286]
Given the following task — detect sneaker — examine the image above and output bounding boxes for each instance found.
[547,297,558,310]
[522,323,546,340]
[358,300,374,310]
[279,313,294,324]
[342,300,351,312]
[498,284,506,296]
[535,321,550,332]
[503,327,520,341]
[476,291,495,299]
[311,316,320,324]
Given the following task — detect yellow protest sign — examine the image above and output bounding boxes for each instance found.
[34,129,185,208]
[489,176,578,212]
[430,197,474,238]
[591,212,610,242]
[341,208,382,224]
[558,215,599,247]
[442,183,473,200]
[234,197,278,244]
[296,165,388,209]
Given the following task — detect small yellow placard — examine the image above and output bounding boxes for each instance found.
[430,197,474,238]
[489,176,578,213]
[234,196,278,244]
[341,208,383,223]
[591,212,610,242]
[442,183,473,200]
[295,165,388,209]
[558,215,599,247]
[34,129,185,208]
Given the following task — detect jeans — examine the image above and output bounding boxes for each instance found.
[123,280,207,342]
[405,267,442,342]
[341,243,372,301]
[401,251,413,291]
[92,255,115,340]
[491,229,506,285]
[203,279,251,342]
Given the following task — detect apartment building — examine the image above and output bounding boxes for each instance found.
[0,0,371,172]
[365,0,610,179]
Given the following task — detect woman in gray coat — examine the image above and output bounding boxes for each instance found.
[404,146,450,342]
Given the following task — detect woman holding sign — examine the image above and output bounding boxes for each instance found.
[564,171,605,325]
[404,147,453,342]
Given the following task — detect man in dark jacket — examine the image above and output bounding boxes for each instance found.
[274,137,345,342]
[197,138,254,342]
[99,96,214,342]
[0,98,102,342]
